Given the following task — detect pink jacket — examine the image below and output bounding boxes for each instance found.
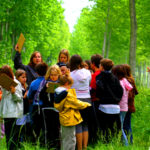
[119,78,133,111]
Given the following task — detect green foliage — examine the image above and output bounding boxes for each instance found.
[70,0,130,64]
[70,0,150,66]
[0,0,70,67]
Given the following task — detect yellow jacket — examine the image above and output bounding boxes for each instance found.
[54,88,91,126]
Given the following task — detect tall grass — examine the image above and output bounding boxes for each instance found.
[0,87,150,149]
[88,87,150,149]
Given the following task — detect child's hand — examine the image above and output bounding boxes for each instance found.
[10,86,16,94]
[46,83,49,87]
[24,91,28,99]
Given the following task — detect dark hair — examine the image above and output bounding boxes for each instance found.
[91,54,103,68]
[100,59,114,71]
[122,64,132,77]
[0,65,14,79]
[69,55,84,71]
[28,51,43,68]
[35,62,48,76]
[122,64,134,82]
[112,65,126,80]
[57,62,67,68]
[59,73,73,86]
[84,60,91,70]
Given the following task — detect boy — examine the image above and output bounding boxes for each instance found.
[96,59,123,142]
[54,74,91,150]
[27,62,48,144]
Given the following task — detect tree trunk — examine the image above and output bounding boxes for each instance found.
[0,23,3,41]
[106,30,111,58]
[129,0,137,77]
[102,0,110,57]
[5,22,8,41]
[102,31,106,57]
[11,30,16,60]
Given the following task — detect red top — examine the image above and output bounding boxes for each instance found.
[90,70,101,101]
[90,70,101,89]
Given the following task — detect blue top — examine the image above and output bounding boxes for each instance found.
[27,76,45,105]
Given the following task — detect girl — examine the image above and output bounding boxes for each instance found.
[123,64,138,144]
[70,55,92,150]
[0,65,23,150]
[54,73,91,150]
[59,63,70,75]
[40,65,61,149]
[57,49,70,66]
[15,69,29,142]
[112,65,133,146]
[15,69,28,115]
[14,44,44,86]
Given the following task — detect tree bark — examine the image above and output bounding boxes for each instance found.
[102,31,107,57]
[0,23,3,41]
[129,0,137,77]
[102,0,110,57]
[106,30,111,58]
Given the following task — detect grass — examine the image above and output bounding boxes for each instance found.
[0,87,150,150]
[88,87,150,150]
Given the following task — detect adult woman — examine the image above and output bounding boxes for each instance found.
[14,45,43,87]
[70,55,91,150]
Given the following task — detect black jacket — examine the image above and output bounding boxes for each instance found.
[14,52,38,87]
[96,71,123,105]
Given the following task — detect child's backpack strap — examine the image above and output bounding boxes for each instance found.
[34,79,46,114]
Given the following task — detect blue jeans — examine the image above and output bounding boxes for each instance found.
[123,112,133,144]
[120,111,128,146]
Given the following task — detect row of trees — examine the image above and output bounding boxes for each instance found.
[0,0,70,67]
[0,0,150,76]
[69,0,150,75]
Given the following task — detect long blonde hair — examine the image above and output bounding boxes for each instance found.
[45,65,61,80]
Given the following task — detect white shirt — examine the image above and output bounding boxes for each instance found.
[71,68,91,98]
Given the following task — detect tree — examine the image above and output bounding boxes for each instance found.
[129,0,137,76]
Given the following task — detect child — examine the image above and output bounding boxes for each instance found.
[54,74,91,150]
[83,60,91,70]
[112,64,133,146]
[96,59,123,143]
[15,69,28,115]
[39,65,61,149]
[123,64,138,144]
[70,55,92,150]
[15,69,29,143]
[58,63,70,75]
[90,54,103,101]
[57,49,70,66]
[27,62,48,145]
[0,65,23,150]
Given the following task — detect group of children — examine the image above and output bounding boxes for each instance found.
[0,49,138,150]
